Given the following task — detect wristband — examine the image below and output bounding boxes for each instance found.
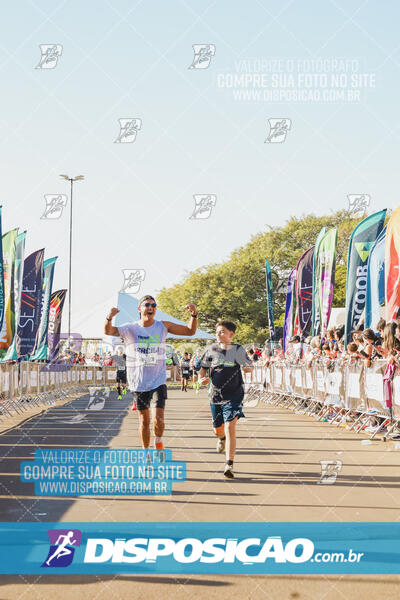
[106,317,112,322]
[191,313,198,318]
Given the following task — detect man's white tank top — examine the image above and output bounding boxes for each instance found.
[117,320,167,392]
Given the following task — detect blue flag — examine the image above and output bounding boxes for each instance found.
[344,210,386,345]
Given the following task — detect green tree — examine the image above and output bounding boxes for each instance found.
[157,210,366,344]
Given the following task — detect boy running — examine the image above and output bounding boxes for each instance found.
[199,320,252,479]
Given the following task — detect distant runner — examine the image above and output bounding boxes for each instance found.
[180,352,191,392]
[111,348,127,400]
[199,320,252,479]
[192,349,202,393]
[105,295,198,449]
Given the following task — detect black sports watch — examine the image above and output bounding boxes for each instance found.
[191,313,198,318]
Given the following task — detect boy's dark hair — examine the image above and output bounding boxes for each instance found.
[348,342,358,353]
[217,320,237,333]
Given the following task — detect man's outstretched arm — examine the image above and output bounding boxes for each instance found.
[104,307,120,337]
[163,303,198,336]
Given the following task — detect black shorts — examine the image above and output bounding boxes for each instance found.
[181,372,190,380]
[116,370,127,383]
[133,384,167,411]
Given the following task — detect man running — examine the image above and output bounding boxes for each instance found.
[105,295,198,449]
[191,349,202,393]
[180,352,191,392]
[199,320,252,479]
[111,348,127,400]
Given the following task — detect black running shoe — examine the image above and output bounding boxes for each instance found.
[224,464,234,479]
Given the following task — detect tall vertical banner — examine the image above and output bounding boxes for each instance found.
[312,227,326,336]
[16,249,44,357]
[47,289,67,361]
[315,228,338,337]
[0,229,18,353]
[265,259,275,341]
[295,246,314,338]
[385,205,400,322]
[0,208,5,335]
[344,210,386,345]
[283,268,296,354]
[365,226,386,330]
[30,257,57,360]
[3,231,26,361]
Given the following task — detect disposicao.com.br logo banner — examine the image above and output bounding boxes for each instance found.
[1,522,400,574]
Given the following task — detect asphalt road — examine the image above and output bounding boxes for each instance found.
[0,387,399,599]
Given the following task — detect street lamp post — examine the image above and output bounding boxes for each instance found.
[60,174,84,348]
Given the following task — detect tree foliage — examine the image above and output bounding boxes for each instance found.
[157,210,365,344]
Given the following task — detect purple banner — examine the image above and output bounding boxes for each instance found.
[283,268,296,354]
[16,249,44,357]
[295,246,314,338]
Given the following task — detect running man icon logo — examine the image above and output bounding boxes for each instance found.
[318,460,342,485]
[120,269,146,294]
[265,119,292,143]
[87,387,110,411]
[36,44,63,69]
[41,195,67,220]
[189,195,217,220]
[188,44,216,69]
[42,529,82,567]
[114,118,142,143]
[347,194,371,214]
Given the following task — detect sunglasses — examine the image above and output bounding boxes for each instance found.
[143,302,157,308]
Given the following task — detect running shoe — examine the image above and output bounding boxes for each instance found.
[155,441,164,450]
[122,388,127,395]
[118,394,122,400]
[131,401,137,411]
[216,438,225,453]
[224,464,234,479]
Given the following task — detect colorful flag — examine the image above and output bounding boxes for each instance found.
[47,289,67,361]
[312,227,326,336]
[315,228,338,336]
[385,205,400,322]
[295,246,314,338]
[3,231,26,361]
[0,229,18,352]
[30,257,57,360]
[344,210,386,345]
[16,249,44,357]
[365,226,386,330]
[283,268,296,354]
[265,259,275,341]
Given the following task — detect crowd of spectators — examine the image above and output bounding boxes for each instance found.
[259,318,400,369]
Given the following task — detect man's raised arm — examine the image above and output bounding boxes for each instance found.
[104,307,120,337]
[163,303,198,336]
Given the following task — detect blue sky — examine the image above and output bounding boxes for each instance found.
[0,0,399,337]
